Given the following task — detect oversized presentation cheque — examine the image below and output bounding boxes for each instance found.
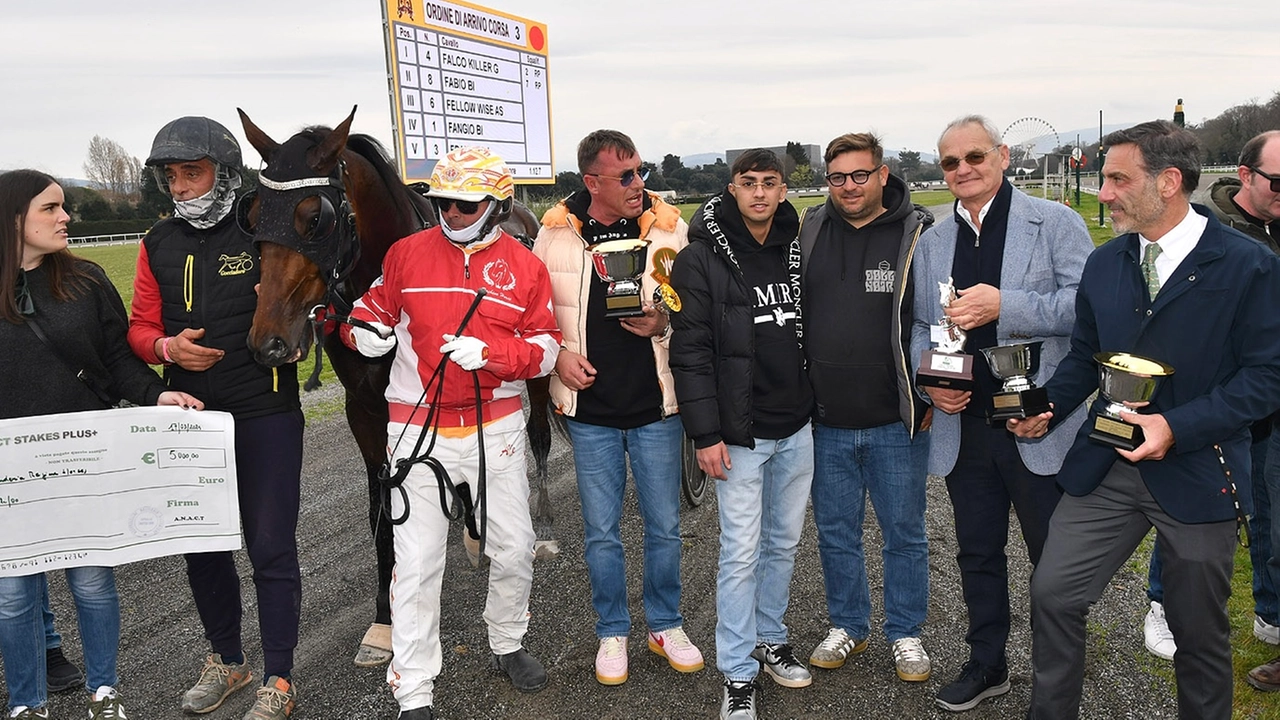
[0,406,240,577]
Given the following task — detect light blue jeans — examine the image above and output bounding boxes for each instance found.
[811,421,929,642]
[0,568,119,712]
[715,424,814,681]
[564,415,685,638]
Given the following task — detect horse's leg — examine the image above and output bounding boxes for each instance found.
[330,344,397,667]
[525,375,558,560]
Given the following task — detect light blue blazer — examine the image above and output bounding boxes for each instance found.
[909,186,1094,477]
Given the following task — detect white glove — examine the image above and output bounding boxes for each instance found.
[350,322,396,357]
[440,333,489,371]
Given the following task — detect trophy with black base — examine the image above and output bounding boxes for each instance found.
[980,341,1051,423]
[916,278,974,391]
[1089,351,1175,450]
[588,238,651,319]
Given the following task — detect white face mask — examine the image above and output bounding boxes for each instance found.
[440,201,497,245]
[172,165,240,230]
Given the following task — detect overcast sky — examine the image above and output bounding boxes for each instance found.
[2,0,1277,182]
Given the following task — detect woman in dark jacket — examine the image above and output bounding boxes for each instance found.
[0,169,201,719]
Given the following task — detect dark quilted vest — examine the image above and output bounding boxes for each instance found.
[142,215,299,418]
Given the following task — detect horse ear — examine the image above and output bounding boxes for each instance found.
[237,108,280,163]
[309,105,358,172]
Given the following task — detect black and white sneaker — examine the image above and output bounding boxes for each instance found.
[935,659,1010,712]
[750,642,812,688]
[720,679,759,720]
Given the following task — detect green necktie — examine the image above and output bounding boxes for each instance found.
[1142,242,1163,300]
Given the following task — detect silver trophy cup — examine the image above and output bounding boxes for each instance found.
[588,238,650,319]
[979,341,1049,422]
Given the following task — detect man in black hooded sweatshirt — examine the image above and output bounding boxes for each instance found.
[670,148,814,720]
[797,132,935,685]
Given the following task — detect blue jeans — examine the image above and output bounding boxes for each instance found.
[811,421,929,643]
[42,582,60,650]
[0,568,119,712]
[1148,431,1277,626]
[715,424,814,681]
[565,415,685,638]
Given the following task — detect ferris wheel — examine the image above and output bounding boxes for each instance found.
[1003,117,1059,176]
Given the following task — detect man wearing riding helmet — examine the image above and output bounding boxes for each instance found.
[341,147,560,719]
[127,116,304,720]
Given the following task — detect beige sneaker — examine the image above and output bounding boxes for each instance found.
[892,637,931,681]
[809,627,868,669]
[241,676,296,720]
[182,654,253,714]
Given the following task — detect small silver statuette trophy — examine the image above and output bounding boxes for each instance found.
[916,277,974,391]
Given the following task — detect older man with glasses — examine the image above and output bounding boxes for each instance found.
[908,115,1093,712]
[794,132,936,687]
[533,129,704,689]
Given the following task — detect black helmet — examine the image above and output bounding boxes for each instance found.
[146,116,242,168]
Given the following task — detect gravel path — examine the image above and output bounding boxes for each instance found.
[21,392,1178,719]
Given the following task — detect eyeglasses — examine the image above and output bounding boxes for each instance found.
[435,198,483,214]
[940,146,1000,172]
[585,167,650,187]
[732,179,784,191]
[1252,167,1280,193]
[825,165,883,187]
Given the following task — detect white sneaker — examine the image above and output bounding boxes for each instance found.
[1143,601,1176,660]
[1256,616,1280,645]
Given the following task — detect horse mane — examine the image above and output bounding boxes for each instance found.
[297,126,430,232]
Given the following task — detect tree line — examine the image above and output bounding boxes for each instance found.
[63,90,1280,234]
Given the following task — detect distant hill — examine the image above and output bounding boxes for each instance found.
[681,152,724,169]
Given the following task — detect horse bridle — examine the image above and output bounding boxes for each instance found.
[236,161,367,390]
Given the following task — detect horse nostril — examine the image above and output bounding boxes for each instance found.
[254,336,292,367]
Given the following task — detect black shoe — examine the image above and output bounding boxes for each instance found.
[492,647,548,693]
[398,706,435,719]
[46,646,84,693]
[935,659,1011,712]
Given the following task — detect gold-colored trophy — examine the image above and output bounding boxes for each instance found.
[1089,351,1175,450]
[588,238,650,319]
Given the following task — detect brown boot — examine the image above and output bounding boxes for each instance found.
[1247,656,1280,692]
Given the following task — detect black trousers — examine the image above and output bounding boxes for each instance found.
[185,408,304,678]
[1030,461,1236,719]
[945,414,1062,668]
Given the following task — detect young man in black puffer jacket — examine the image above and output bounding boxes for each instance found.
[670,148,813,720]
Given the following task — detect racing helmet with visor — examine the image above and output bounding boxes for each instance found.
[426,147,514,244]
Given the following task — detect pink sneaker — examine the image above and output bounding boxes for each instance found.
[648,627,705,673]
[595,636,628,685]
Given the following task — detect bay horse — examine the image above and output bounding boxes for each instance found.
[235,107,557,666]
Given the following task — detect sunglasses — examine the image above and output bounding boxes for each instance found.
[825,165,883,187]
[940,146,1000,172]
[1252,167,1280,193]
[435,198,483,214]
[585,167,650,187]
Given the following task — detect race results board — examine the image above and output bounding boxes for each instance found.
[381,0,553,183]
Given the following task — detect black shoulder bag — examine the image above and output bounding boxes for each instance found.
[25,315,125,408]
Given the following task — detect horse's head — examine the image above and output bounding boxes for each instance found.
[238,107,361,367]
